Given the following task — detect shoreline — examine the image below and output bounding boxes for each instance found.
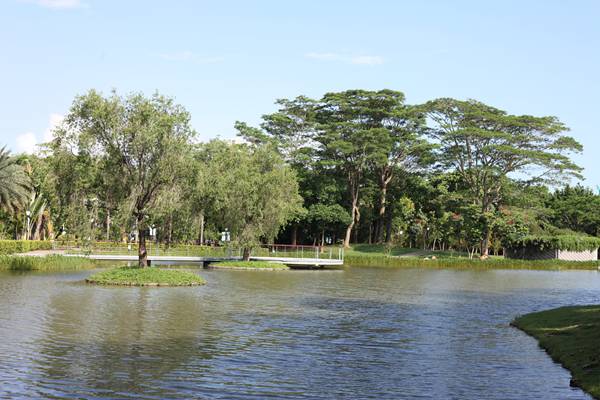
[512,306,600,399]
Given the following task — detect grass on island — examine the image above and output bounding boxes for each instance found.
[512,306,600,399]
[86,267,206,286]
[0,255,97,271]
[210,260,289,270]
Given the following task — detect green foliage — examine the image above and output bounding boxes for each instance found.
[547,185,600,236]
[0,147,31,214]
[512,306,600,398]
[86,267,206,286]
[505,234,600,252]
[199,141,303,257]
[2,88,592,256]
[0,240,52,255]
[307,203,351,228]
[0,255,95,271]
[56,90,196,266]
[425,98,583,255]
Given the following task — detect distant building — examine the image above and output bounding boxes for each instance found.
[505,235,600,262]
[505,247,598,262]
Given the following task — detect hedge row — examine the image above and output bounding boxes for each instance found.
[505,235,600,252]
[0,240,53,255]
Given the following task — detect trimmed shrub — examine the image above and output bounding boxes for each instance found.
[0,240,53,255]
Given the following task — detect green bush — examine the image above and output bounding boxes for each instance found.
[0,240,53,255]
[505,235,600,252]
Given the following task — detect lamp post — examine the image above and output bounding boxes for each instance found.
[25,210,31,240]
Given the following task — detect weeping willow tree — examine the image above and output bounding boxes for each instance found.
[0,147,30,215]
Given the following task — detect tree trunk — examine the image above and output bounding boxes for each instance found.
[242,247,251,261]
[291,225,298,246]
[385,215,392,243]
[198,213,205,245]
[105,209,111,241]
[321,229,325,247]
[480,201,492,257]
[167,213,173,247]
[33,214,43,240]
[480,226,491,257]
[343,220,354,249]
[137,215,148,267]
[375,185,387,242]
[343,174,361,249]
[375,168,392,243]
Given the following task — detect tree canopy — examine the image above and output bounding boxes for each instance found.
[1,87,594,261]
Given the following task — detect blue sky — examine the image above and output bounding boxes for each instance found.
[1,0,599,189]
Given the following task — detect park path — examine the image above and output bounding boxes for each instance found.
[15,249,66,257]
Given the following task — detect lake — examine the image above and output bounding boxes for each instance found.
[0,266,598,399]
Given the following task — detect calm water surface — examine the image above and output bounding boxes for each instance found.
[0,266,599,399]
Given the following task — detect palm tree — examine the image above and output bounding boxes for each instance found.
[0,147,31,213]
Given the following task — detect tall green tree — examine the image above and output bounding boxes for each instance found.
[547,185,600,236]
[57,90,195,266]
[314,90,399,248]
[199,140,302,260]
[425,98,583,256]
[0,147,30,215]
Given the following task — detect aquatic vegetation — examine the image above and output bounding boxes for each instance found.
[0,255,96,271]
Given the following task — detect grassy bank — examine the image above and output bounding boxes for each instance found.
[86,267,206,286]
[0,255,97,271]
[210,261,289,270]
[344,254,599,270]
[512,306,600,399]
[343,244,599,270]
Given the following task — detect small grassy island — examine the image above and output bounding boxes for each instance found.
[512,306,600,399]
[210,261,289,270]
[86,267,206,286]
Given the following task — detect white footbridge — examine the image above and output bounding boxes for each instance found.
[61,244,344,268]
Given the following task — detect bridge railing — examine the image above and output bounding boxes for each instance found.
[55,241,344,261]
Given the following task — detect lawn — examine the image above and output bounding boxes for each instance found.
[512,306,600,399]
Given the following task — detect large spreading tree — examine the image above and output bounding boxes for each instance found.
[425,98,583,256]
[315,90,429,248]
[57,90,195,266]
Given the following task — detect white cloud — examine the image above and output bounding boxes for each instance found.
[305,52,384,66]
[22,0,84,9]
[43,113,64,142]
[15,132,38,154]
[14,113,64,154]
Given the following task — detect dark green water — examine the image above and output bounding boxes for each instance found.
[0,266,598,399]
